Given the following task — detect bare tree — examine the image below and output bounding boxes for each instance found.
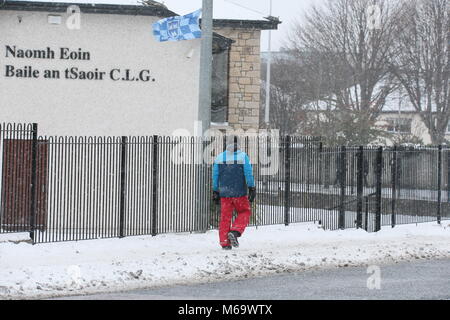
[286,0,405,145]
[391,0,450,145]
[260,55,309,136]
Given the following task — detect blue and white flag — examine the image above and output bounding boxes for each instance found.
[152,9,202,42]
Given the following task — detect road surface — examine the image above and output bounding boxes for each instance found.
[54,258,450,300]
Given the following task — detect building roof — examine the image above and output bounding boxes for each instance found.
[211,18,280,31]
[0,0,237,52]
[0,1,281,30]
[0,1,177,17]
[261,51,296,63]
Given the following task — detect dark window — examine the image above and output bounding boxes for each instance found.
[211,49,229,124]
[385,118,412,134]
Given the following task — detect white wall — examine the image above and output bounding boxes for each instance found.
[0,10,201,137]
[376,113,432,145]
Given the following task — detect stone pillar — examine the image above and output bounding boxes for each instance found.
[214,27,261,131]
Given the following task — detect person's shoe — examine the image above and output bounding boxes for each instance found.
[222,245,232,250]
[227,231,240,248]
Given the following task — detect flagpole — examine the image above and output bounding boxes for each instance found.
[264,0,272,128]
[198,0,213,136]
[196,0,213,232]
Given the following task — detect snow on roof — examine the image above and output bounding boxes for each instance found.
[1,1,280,29]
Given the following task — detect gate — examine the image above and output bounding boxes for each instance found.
[0,124,47,233]
[321,146,383,232]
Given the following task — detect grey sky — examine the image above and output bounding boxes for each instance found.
[161,0,322,51]
[31,0,326,51]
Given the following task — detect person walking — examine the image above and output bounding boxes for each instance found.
[212,141,256,250]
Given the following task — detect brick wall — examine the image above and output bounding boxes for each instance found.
[214,27,261,130]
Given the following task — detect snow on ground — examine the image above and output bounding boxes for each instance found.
[0,233,32,244]
[1,221,450,300]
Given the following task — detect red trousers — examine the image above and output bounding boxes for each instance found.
[219,196,252,247]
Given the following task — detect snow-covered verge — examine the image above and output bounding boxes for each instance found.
[1,221,450,300]
[0,233,31,244]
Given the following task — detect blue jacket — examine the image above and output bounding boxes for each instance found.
[213,150,255,198]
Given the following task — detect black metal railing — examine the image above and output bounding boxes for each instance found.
[0,123,448,243]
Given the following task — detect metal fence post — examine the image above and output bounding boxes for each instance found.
[391,146,397,228]
[318,142,323,186]
[284,136,291,226]
[29,123,38,244]
[350,152,355,195]
[448,151,450,204]
[437,145,442,224]
[356,146,363,229]
[375,147,383,232]
[152,135,159,236]
[201,136,210,232]
[119,136,127,238]
[306,142,310,193]
[365,196,369,231]
[324,147,330,189]
[339,146,346,229]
